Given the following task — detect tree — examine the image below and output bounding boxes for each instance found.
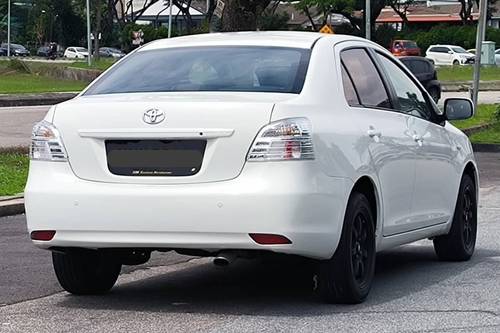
[93,0,103,59]
[353,0,386,37]
[295,0,357,31]
[458,0,474,25]
[294,1,319,31]
[112,0,163,28]
[210,0,272,31]
[171,0,195,33]
[386,0,415,28]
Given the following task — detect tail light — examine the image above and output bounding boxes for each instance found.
[247,118,314,161]
[30,121,68,161]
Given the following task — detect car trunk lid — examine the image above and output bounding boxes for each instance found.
[53,92,294,184]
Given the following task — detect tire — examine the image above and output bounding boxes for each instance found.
[52,249,122,295]
[315,192,376,304]
[433,174,477,261]
[453,60,460,66]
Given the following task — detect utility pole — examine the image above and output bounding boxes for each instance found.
[7,0,11,57]
[365,0,371,40]
[86,0,92,66]
[472,0,488,109]
[168,0,173,38]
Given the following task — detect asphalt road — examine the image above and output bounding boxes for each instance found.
[0,106,49,148]
[0,153,499,332]
[0,92,498,149]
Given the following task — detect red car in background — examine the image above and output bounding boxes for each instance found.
[391,40,421,56]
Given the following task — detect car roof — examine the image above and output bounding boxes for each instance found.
[2,43,23,48]
[429,45,462,48]
[398,56,431,62]
[140,31,364,51]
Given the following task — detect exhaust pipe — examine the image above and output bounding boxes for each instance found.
[213,252,236,267]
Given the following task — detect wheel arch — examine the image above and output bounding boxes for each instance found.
[463,160,479,198]
[349,176,379,233]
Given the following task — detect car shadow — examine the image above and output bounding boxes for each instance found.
[55,241,500,315]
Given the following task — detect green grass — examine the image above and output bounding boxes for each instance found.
[469,122,500,144]
[0,73,87,94]
[0,152,29,196]
[452,104,500,144]
[451,104,498,130]
[437,66,500,82]
[69,59,116,71]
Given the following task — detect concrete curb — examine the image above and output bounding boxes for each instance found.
[0,92,78,107]
[442,81,500,92]
[462,123,492,136]
[0,196,25,218]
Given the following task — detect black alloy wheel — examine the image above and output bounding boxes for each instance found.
[315,192,376,304]
[434,174,477,261]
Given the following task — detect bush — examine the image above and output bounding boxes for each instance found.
[258,12,290,31]
[375,24,500,52]
[374,24,398,49]
[495,104,500,122]
[7,58,31,74]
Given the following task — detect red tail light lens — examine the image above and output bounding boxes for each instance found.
[30,230,56,241]
[249,233,292,245]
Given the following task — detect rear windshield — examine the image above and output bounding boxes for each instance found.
[403,41,418,48]
[84,46,311,95]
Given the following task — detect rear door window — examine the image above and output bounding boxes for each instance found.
[340,48,391,109]
[341,64,360,106]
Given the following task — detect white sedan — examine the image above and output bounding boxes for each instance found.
[26,32,478,304]
[63,46,89,59]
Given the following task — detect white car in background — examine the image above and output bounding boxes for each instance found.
[426,45,475,65]
[63,47,89,59]
[496,49,500,65]
[26,32,478,304]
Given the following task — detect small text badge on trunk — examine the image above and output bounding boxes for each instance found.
[143,108,165,125]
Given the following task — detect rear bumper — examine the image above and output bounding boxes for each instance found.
[25,161,350,259]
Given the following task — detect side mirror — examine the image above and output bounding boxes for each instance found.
[444,98,474,120]
[448,50,453,54]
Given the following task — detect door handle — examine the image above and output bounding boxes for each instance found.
[367,128,382,138]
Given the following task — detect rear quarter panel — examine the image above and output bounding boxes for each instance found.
[270,37,384,245]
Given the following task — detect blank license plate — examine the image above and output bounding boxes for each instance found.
[105,140,206,176]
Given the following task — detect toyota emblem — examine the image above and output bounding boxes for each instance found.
[143,108,165,125]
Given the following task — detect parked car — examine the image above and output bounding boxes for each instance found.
[391,40,421,56]
[399,56,441,102]
[27,32,478,304]
[496,49,500,65]
[0,46,7,56]
[0,43,30,56]
[64,47,89,59]
[37,46,50,57]
[426,45,475,66]
[99,47,125,58]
